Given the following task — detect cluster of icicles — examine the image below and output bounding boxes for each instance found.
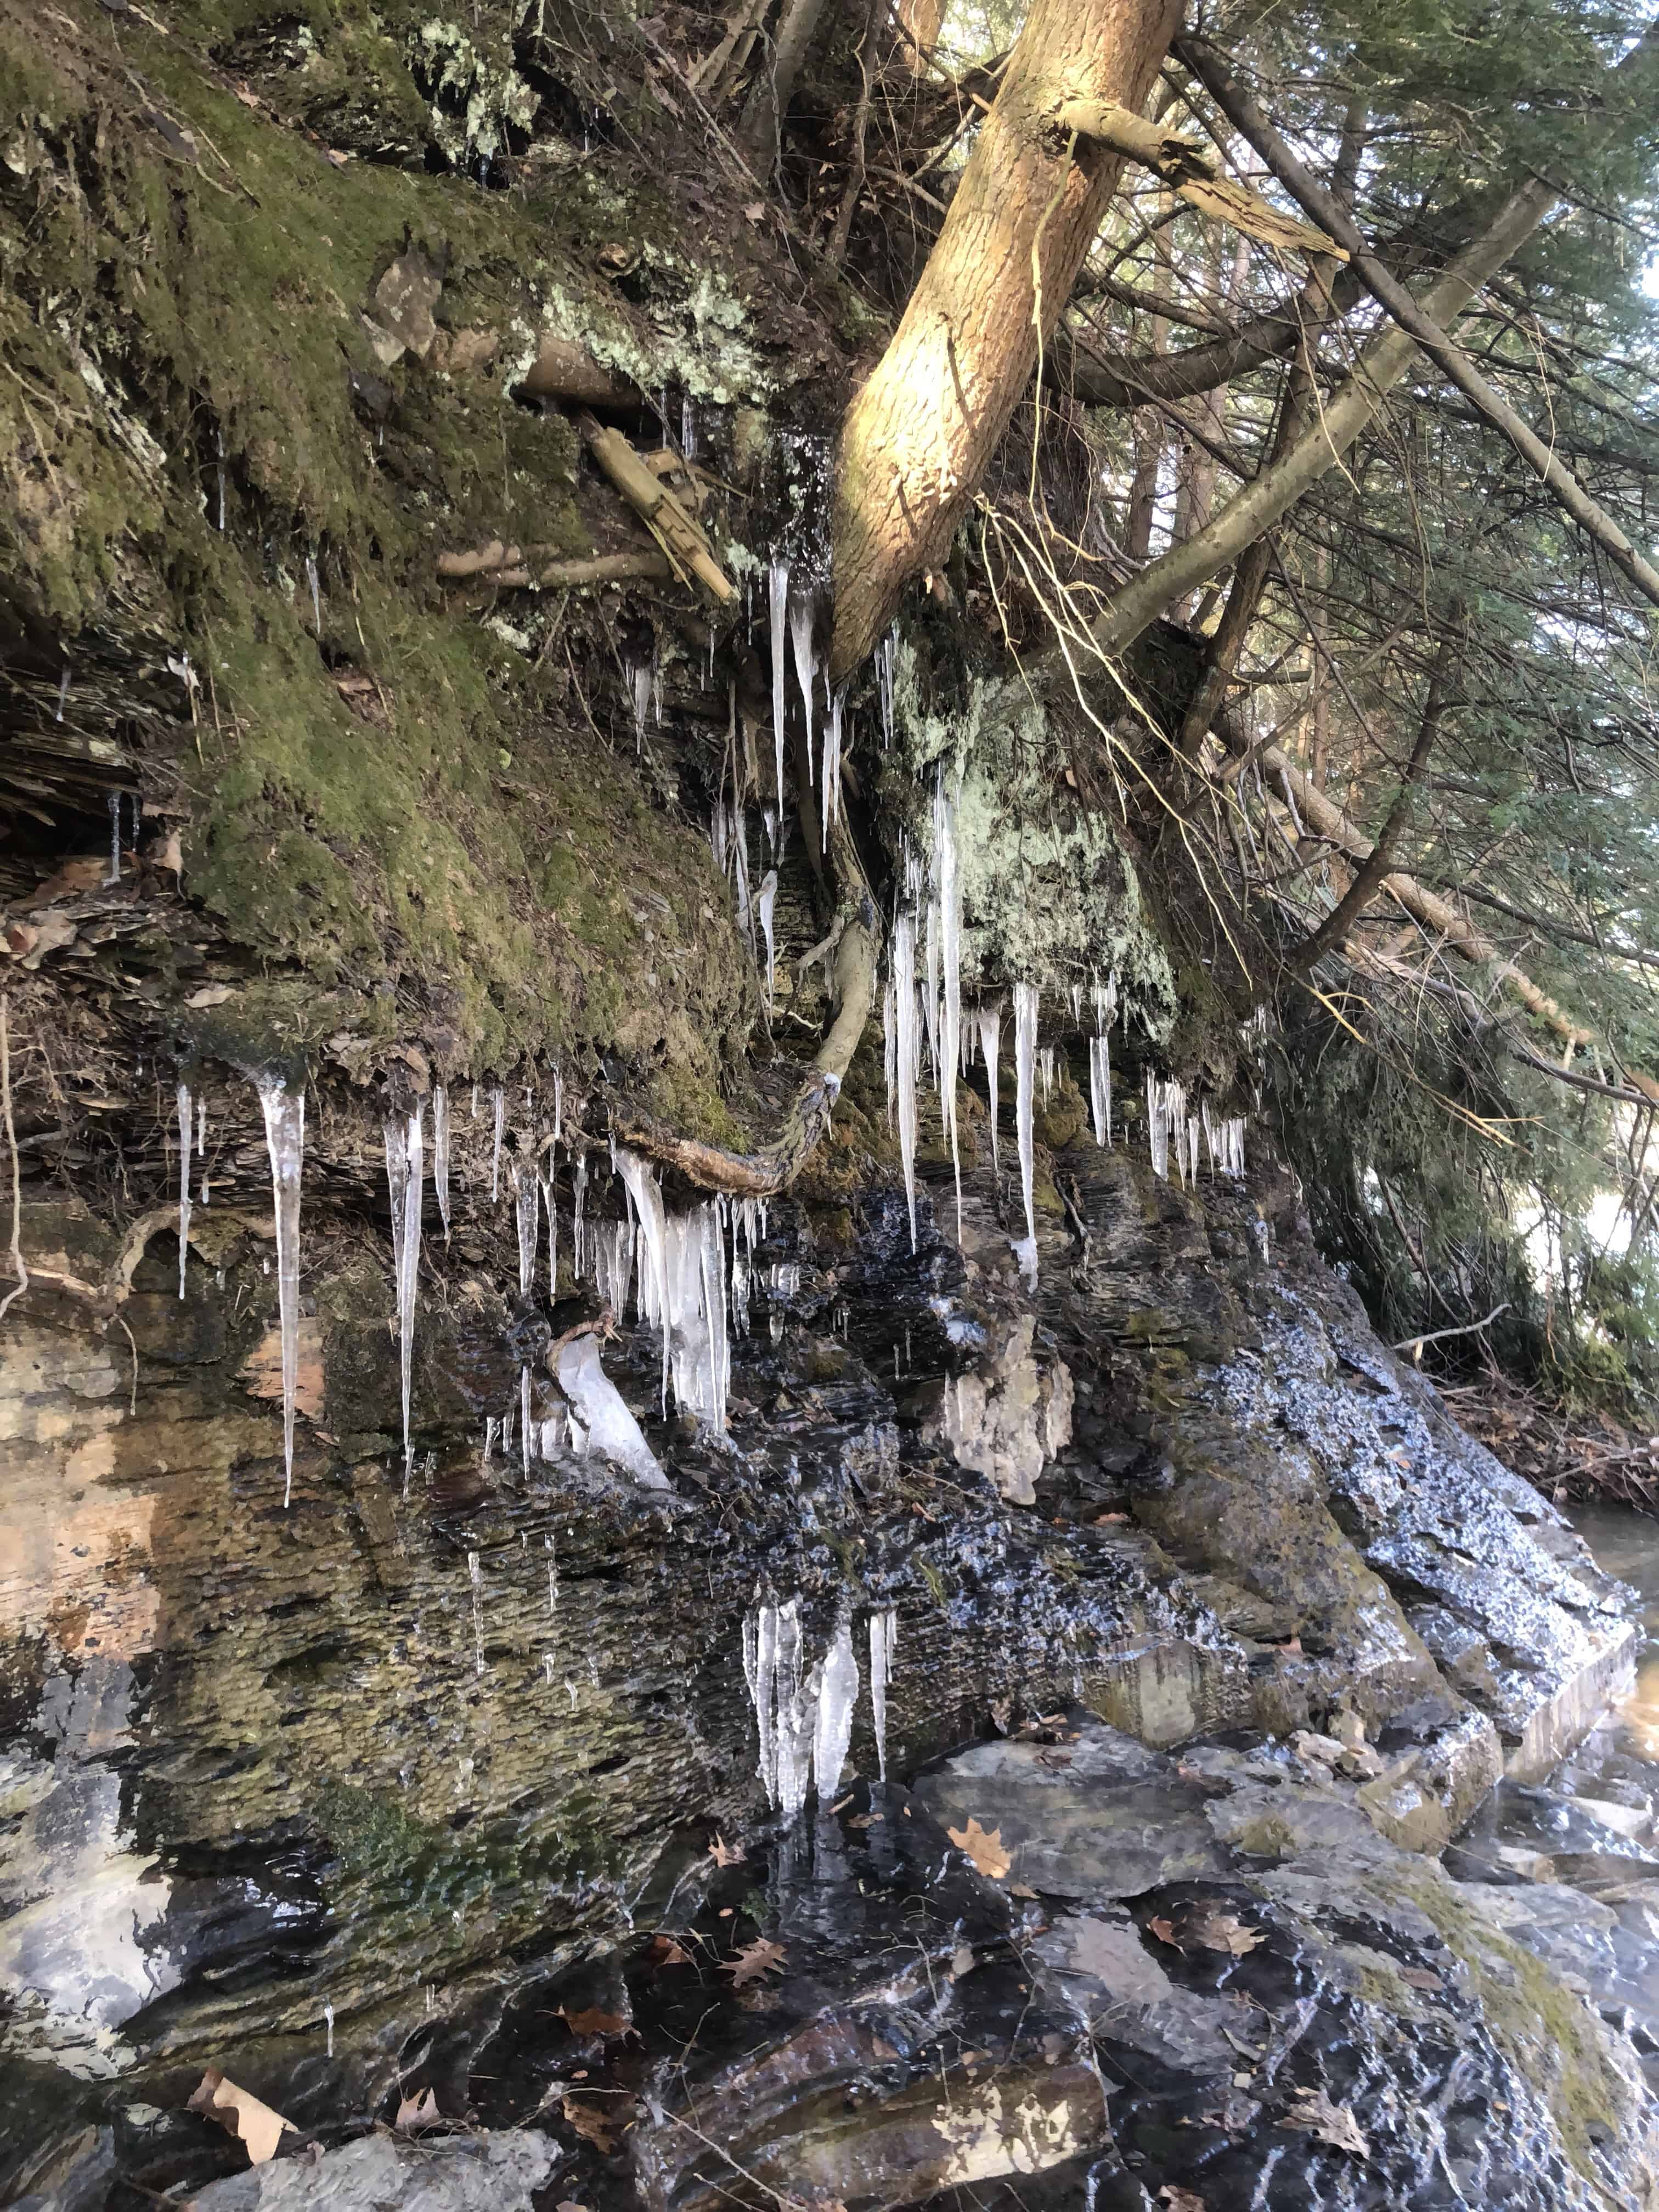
[878,780,1247,1288]
[743,1598,900,1820]
[178,1071,784,1508]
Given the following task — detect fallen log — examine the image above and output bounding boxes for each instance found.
[576,413,737,605]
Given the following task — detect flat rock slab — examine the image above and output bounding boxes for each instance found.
[913,1722,1232,1897]
[191,2131,558,2212]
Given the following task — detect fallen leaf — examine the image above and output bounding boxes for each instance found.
[947,1817,1012,1880]
[394,2087,441,2131]
[743,200,765,221]
[1094,1510,1129,1523]
[185,984,235,1008]
[560,2003,629,2038]
[1009,1881,1038,1899]
[708,1832,743,1866]
[28,855,105,906]
[145,830,183,876]
[187,2069,295,2165]
[1148,1915,1177,1946]
[646,1934,691,1967]
[1159,2188,1207,2211]
[5,922,37,960]
[846,1811,883,1829]
[1281,2086,1369,2158]
[1183,1904,1265,1956]
[724,1937,786,1988]
[557,2202,594,2211]
[560,2097,617,2155]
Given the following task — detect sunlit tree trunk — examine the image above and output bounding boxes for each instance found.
[827,0,1183,686]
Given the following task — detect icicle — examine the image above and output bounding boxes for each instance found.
[545,1530,558,1616]
[812,1617,858,1802]
[323,2001,334,2058]
[306,552,321,634]
[732,802,753,945]
[433,1086,452,1235]
[978,1001,1003,1174]
[1070,981,1082,1024]
[768,558,789,813]
[923,896,940,1085]
[1038,1045,1055,1109]
[932,772,963,1238]
[743,1596,813,1819]
[552,1066,563,1144]
[384,1107,424,1495]
[514,1161,539,1299]
[876,627,897,751]
[758,871,778,1008]
[490,1087,505,1201]
[521,1365,532,1476]
[821,684,845,842]
[882,972,896,1132]
[893,915,919,1252]
[468,1550,485,1676]
[1090,1035,1112,1148]
[54,667,69,722]
[256,1074,305,1507]
[681,394,696,459]
[572,1152,589,1277]
[216,432,226,533]
[593,1216,635,1315]
[104,792,121,885]
[176,1081,191,1299]
[629,658,653,752]
[789,591,816,782]
[869,1609,897,1782]
[1013,983,1039,1285]
[543,1165,560,1296]
[615,1146,672,1411]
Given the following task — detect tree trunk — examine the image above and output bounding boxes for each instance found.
[827,0,1183,686]
[740,0,836,172]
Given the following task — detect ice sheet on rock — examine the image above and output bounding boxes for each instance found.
[513,1161,539,1299]
[869,1608,898,1781]
[768,558,789,811]
[256,1074,306,1508]
[893,914,920,1252]
[556,1335,667,1488]
[433,1086,452,1235]
[490,1087,505,1202]
[1013,982,1039,1285]
[978,1001,1003,1173]
[812,1617,859,1802]
[758,871,778,1009]
[176,1080,191,1300]
[384,1107,424,1494]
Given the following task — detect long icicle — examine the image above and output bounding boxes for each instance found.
[893,914,919,1252]
[257,1074,306,1507]
[176,1080,192,1300]
[433,1086,452,1236]
[933,771,963,1238]
[385,1106,424,1496]
[768,558,789,817]
[1013,983,1039,1285]
[978,1001,1003,1174]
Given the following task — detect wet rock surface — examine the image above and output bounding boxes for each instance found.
[1,1139,1652,2203]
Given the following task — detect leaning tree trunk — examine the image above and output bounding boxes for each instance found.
[827,0,1182,686]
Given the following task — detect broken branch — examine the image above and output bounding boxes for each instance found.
[577,413,737,605]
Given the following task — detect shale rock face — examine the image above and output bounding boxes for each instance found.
[0,1125,1638,2199]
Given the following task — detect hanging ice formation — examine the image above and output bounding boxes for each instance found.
[628,658,654,752]
[256,1074,305,1508]
[490,1088,505,1201]
[176,1081,191,1300]
[978,1001,1003,1173]
[789,589,817,785]
[1200,1101,1246,1178]
[432,1086,452,1236]
[520,1365,532,1476]
[1013,983,1039,1285]
[543,1161,559,1295]
[613,1146,731,1431]
[923,895,940,1084]
[742,1598,814,1820]
[758,871,778,1008]
[768,558,789,814]
[556,1334,667,1487]
[812,1618,859,1803]
[468,1550,484,1676]
[105,792,121,885]
[932,772,963,1234]
[869,1608,898,1782]
[892,913,919,1251]
[572,1152,589,1277]
[1037,1045,1055,1110]
[821,685,845,841]
[882,971,896,1131]
[1089,976,1119,1149]
[513,1161,539,1298]
[876,627,898,751]
[592,1216,635,1314]
[1146,1075,1192,1185]
[384,1106,424,1494]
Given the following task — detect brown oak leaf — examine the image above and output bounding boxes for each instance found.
[946,1818,1012,1880]
[560,2004,629,2038]
[708,1832,743,1866]
[724,1937,786,1988]
[561,2097,618,2155]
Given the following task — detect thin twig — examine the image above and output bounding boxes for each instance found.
[1393,1304,1511,1355]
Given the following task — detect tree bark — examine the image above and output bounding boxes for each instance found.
[827,0,1183,686]
[740,0,836,172]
